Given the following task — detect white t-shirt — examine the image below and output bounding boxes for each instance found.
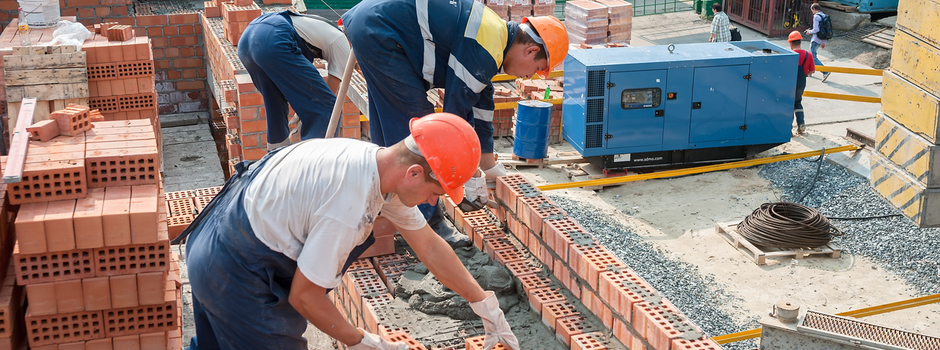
[243,139,426,288]
[290,14,351,80]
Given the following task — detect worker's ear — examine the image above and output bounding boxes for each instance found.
[524,44,541,59]
[405,164,426,183]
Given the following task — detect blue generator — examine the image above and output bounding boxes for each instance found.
[562,41,797,169]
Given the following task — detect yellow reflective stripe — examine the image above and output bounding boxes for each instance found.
[474,5,507,67]
[416,0,435,83]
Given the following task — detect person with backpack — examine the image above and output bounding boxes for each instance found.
[804,3,831,81]
[788,31,815,135]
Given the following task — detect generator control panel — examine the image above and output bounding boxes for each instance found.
[620,88,661,109]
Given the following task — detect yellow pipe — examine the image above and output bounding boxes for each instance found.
[802,90,881,103]
[537,145,859,191]
[814,66,884,76]
[715,293,940,344]
[435,98,563,113]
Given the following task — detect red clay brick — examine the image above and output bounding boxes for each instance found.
[672,337,723,350]
[12,246,96,285]
[25,283,56,316]
[113,334,140,349]
[83,276,112,311]
[74,188,106,249]
[44,199,77,252]
[110,274,139,308]
[140,331,168,350]
[26,120,60,142]
[465,334,510,350]
[14,202,48,254]
[137,271,166,306]
[130,185,159,244]
[24,309,103,347]
[541,301,578,331]
[94,229,170,277]
[86,338,113,349]
[528,287,565,315]
[572,332,608,350]
[102,186,132,246]
[55,279,85,314]
[382,331,427,350]
[556,315,600,347]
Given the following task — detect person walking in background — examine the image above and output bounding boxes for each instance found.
[708,3,731,43]
[788,31,814,135]
[804,3,830,81]
[238,11,352,151]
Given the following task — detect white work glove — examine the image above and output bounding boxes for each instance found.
[464,174,488,206]
[348,329,409,350]
[482,162,507,189]
[469,291,520,350]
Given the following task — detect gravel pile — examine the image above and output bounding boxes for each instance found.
[760,158,940,295]
[549,196,760,350]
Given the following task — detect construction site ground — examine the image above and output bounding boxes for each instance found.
[164,10,940,349]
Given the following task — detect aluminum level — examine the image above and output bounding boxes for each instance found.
[562,41,797,169]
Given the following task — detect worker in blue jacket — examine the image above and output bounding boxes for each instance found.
[342,0,568,242]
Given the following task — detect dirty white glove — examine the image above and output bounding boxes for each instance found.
[469,291,520,350]
[348,329,409,350]
[482,162,507,189]
[464,174,488,206]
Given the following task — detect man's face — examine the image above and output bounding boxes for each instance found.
[504,45,548,79]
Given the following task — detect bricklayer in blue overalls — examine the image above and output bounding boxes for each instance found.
[342,0,511,225]
[238,11,336,144]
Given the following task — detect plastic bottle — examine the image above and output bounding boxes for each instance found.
[17,8,30,46]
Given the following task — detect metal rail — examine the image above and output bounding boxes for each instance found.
[537,145,859,191]
[713,293,940,344]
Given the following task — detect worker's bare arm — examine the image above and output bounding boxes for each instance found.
[398,224,488,303]
[289,268,364,346]
[479,152,497,172]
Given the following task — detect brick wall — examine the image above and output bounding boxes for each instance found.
[0,0,210,117]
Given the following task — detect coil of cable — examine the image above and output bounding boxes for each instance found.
[737,202,841,248]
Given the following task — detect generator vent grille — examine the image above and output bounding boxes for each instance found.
[801,310,940,350]
[585,124,604,148]
[587,70,605,97]
[587,99,604,123]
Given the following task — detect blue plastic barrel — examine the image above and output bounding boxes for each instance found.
[513,100,553,159]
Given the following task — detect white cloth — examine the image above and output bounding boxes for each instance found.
[244,139,426,289]
[290,14,352,79]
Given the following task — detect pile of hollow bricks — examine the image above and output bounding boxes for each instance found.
[84,23,159,126]
[201,7,364,178]
[564,0,633,45]
[1,114,183,349]
[163,186,223,242]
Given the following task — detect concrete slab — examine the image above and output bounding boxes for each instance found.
[161,124,225,192]
[160,112,210,128]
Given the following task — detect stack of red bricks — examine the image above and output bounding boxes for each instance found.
[2,115,183,349]
[515,78,564,144]
[488,174,723,350]
[163,186,223,241]
[533,0,557,16]
[493,85,522,138]
[484,0,510,20]
[565,1,611,45]
[220,1,262,47]
[82,25,161,148]
[595,0,632,44]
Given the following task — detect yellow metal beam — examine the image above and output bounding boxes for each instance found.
[537,145,859,191]
[714,293,940,344]
[814,66,884,76]
[803,90,881,103]
[492,70,565,82]
[435,98,562,113]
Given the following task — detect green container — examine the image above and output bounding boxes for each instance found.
[702,0,718,19]
[694,0,703,14]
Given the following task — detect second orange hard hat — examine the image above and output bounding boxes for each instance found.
[788,31,803,42]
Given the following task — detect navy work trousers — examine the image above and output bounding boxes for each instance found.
[238,12,335,144]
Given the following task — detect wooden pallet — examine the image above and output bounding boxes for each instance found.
[819,1,859,12]
[715,222,843,265]
[861,27,895,50]
[3,45,89,131]
[498,151,586,169]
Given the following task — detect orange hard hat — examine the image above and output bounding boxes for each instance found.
[788,31,802,42]
[409,113,481,203]
[521,16,569,79]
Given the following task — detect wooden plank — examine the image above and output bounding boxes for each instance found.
[3,98,37,183]
[11,46,48,55]
[715,222,843,265]
[2,52,86,70]
[4,68,88,85]
[5,82,89,101]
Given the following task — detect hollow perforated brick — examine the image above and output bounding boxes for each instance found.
[556,315,601,347]
[493,249,523,265]
[483,236,515,262]
[14,202,47,254]
[164,190,194,201]
[166,198,195,217]
[542,217,581,261]
[611,271,658,324]
[569,245,610,284]
[49,105,92,136]
[86,147,159,188]
[347,258,374,272]
[383,331,427,350]
[634,300,702,350]
[94,232,169,277]
[7,160,87,205]
[494,174,529,212]
[13,244,96,285]
[527,287,565,315]
[117,93,157,112]
[116,61,155,78]
[26,120,60,142]
[671,336,723,349]
[462,215,492,237]
[0,275,23,338]
[572,332,608,350]
[166,215,193,241]
[472,225,504,251]
[584,253,627,291]
[465,334,512,350]
[103,291,178,337]
[519,195,563,235]
[541,301,578,331]
[25,309,103,347]
[130,185,159,244]
[192,186,222,197]
[87,63,118,81]
[192,196,214,213]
